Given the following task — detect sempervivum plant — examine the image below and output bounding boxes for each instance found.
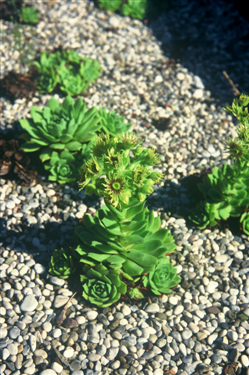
[97,107,131,137]
[49,248,76,279]
[73,197,177,280]
[143,257,181,295]
[189,94,249,234]
[49,131,180,306]
[19,96,102,161]
[240,212,249,235]
[34,49,102,96]
[44,145,92,185]
[80,264,127,307]
[189,157,249,231]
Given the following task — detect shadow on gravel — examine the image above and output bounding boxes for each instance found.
[147,0,249,108]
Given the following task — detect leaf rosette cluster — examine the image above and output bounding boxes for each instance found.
[97,0,146,20]
[20,6,39,24]
[34,49,102,96]
[97,107,131,137]
[73,198,177,280]
[80,264,127,307]
[143,257,181,295]
[49,131,180,306]
[190,94,249,235]
[19,96,101,160]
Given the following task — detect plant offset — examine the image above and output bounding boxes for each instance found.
[190,94,249,235]
[49,133,180,307]
[34,49,102,96]
[19,96,131,184]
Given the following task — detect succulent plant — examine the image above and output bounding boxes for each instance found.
[97,0,146,19]
[121,0,146,20]
[97,0,122,12]
[189,160,249,230]
[129,287,144,299]
[49,248,76,279]
[97,107,131,137]
[20,6,39,24]
[44,145,92,185]
[190,94,249,234]
[72,197,177,280]
[189,200,218,229]
[240,211,249,235]
[19,96,102,161]
[143,257,181,295]
[79,132,163,207]
[34,50,102,96]
[44,150,80,184]
[80,264,127,307]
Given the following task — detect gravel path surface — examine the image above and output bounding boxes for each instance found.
[1,1,249,375]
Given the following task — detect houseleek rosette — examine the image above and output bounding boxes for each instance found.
[44,145,92,184]
[189,160,249,230]
[80,264,127,307]
[143,257,181,295]
[44,150,80,184]
[73,198,177,280]
[34,50,102,95]
[240,212,249,235]
[19,96,102,161]
[49,248,75,279]
[96,107,131,137]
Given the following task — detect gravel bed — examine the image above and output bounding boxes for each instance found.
[1,1,249,375]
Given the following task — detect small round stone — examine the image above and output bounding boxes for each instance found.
[20,295,38,312]
[63,348,74,358]
[169,297,178,305]
[85,311,98,320]
[145,303,160,313]
[227,330,238,341]
[34,264,46,274]
[241,355,249,367]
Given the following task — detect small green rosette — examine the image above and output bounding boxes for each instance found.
[49,248,75,279]
[80,264,127,307]
[143,257,181,295]
[240,212,249,235]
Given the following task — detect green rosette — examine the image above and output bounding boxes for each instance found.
[143,257,181,295]
[80,264,127,307]
[49,248,75,279]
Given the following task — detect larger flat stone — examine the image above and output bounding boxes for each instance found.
[40,370,57,375]
[20,295,38,312]
[54,295,69,308]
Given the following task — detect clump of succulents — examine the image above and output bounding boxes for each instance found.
[49,132,181,307]
[96,0,172,20]
[20,6,39,24]
[96,107,131,137]
[19,96,133,184]
[189,94,249,235]
[34,49,102,96]
[97,0,146,20]
[19,96,101,158]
